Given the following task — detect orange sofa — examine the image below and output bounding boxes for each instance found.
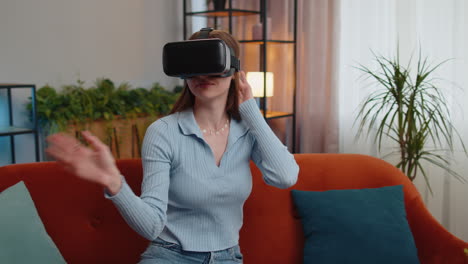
[0,154,467,263]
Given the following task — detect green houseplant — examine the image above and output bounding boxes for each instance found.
[354,50,467,193]
[33,78,180,132]
[28,78,181,158]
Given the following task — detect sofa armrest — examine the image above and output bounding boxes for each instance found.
[407,196,468,264]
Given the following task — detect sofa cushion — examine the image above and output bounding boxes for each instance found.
[0,181,66,263]
[291,185,419,264]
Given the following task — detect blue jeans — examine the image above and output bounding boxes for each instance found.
[138,238,243,264]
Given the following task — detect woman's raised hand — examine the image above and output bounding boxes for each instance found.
[238,71,254,105]
[46,131,122,195]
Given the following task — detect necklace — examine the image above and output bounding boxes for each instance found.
[200,119,229,136]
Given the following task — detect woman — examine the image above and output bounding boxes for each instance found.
[46,29,299,264]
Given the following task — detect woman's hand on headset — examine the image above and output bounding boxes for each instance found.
[238,71,253,105]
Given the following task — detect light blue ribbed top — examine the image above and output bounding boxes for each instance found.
[107,98,299,252]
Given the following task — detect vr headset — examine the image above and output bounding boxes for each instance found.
[163,28,240,79]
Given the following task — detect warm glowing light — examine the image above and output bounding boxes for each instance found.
[246,72,274,97]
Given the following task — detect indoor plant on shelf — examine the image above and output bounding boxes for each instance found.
[354,50,467,193]
[29,78,181,159]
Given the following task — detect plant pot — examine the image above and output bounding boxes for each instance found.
[213,0,226,10]
[64,115,158,159]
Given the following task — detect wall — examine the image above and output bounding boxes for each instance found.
[0,0,183,165]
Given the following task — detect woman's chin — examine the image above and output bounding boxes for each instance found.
[195,92,228,103]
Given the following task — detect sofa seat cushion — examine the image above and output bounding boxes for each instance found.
[0,181,66,263]
[291,185,419,264]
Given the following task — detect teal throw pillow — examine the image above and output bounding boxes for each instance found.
[291,185,419,264]
[0,181,66,263]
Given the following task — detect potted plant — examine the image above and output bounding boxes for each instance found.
[354,50,467,193]
[29,78,180,159]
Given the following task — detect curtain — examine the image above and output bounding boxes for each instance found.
[296,0,340,153]
[298,0,467,240]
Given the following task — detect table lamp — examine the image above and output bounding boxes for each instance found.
[246,71,274,98]
[246,71,274,111]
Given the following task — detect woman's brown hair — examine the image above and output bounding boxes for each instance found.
[169,29,241,121]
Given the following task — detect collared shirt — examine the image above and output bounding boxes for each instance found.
[108,98,299,251]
